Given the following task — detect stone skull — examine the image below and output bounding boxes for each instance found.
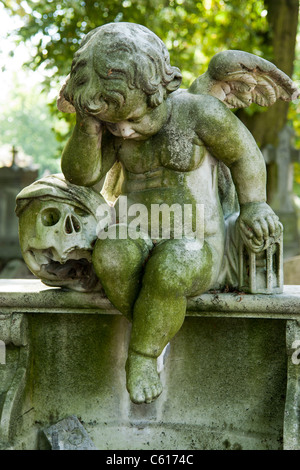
[16,174,112,292]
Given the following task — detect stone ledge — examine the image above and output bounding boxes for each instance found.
[0,279,299,319]
[0,279,299,450]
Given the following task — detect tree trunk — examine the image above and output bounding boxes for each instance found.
[237,0,299,148]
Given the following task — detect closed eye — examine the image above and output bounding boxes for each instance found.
[75,77,88,87]
[127,118,142,123]
[71,59,88,74]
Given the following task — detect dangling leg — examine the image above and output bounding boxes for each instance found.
[92,225,152,320]
[126,238,213,403]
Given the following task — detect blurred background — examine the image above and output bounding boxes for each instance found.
[0,0,300,282]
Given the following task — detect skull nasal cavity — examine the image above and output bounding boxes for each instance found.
[65,215,81,234]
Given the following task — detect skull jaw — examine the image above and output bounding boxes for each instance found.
[24,248,103,293]
[41,258,102,293]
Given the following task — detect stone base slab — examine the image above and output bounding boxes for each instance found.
[1,280,300,450]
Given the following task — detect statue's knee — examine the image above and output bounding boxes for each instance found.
[143,240,213,296]
[92,237,147,279]
[143,257,186,295]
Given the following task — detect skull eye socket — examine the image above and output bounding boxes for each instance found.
[41,208,61,227]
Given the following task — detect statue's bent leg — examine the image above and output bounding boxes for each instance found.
[92,230,152,320]
[126,238,213,404]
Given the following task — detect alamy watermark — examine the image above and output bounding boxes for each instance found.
[291,340,300,365]
[0,340,5,365]
[96,196,205,242]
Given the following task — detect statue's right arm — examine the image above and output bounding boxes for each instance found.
[61,112,116,187]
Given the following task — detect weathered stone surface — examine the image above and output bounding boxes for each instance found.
[0,311,30,447]
[41,416,97,450]
[1,280,300,318]
[0,311,28,346]
[0,341,5,365]
[0,280,299,450]
[284,320,300,450]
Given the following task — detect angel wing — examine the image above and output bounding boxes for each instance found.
[188,50,300,108]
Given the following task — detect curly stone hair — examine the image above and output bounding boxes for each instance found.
[58,22,182,113]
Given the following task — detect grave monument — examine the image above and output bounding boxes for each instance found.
[1,22,300,450]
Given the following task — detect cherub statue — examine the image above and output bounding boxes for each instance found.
[53,23,298,404]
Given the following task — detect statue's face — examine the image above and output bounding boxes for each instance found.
[102,92,169,141]
[18,199,101,292]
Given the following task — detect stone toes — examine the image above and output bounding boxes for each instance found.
[145,384,162,403]
[131,391,145,404]
[154,381,163,397]
[130,384,162,404]
[144,387,154,403]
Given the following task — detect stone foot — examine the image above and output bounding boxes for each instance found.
[126,351,163,404]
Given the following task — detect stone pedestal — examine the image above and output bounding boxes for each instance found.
[1,280,300,450]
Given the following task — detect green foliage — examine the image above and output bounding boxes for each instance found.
[288,19,300,196]
[294,163,300,197]
[288,20,300,149]
[4,0,270,87]
[2,0,272,155]
[1,0,299,177]
[0,80,62,175]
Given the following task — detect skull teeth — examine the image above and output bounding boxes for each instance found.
[28,248,92,268]
[30,250,51,267]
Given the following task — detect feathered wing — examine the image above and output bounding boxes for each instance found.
[188,50,300,108]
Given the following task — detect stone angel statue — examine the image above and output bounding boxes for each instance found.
[18,23,300,404]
